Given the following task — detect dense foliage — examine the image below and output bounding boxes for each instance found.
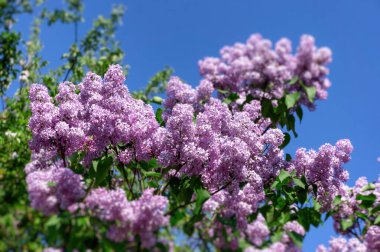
[1,1,379,251]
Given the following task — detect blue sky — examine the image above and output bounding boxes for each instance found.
[12,0,380,251]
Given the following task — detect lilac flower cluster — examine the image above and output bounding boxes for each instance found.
[316,237,366,252]
[25,161,85,215]
[26,65,169,247]
[332,176,380,234]
[78,65,160,163]
[289,139,353,210]
[160,97,286,221]
[243,220,305,252]
[25,59,358,250]
[162,76,214,121]
[28,82,86,159]
[246,214,270,246]
[85,188,168,248]
[29,65,160,164]
[317,226,380,252]
[199,34,332,109]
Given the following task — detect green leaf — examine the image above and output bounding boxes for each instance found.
[142,171,161,178]
[309,208,322,227]
[298,208,311,231]
[278,211,291,225]
[296,106,303,122]
[92,156,113,186]
[170,210,185,226]
[261,99,274,118]
[324,212,331,221]
[271,180,280,190]
[288,76,299,85]
[265,206,275,224]
[372,204,380,213]
[312,184,318,196]
[285,92,300,109]
[217,89,229,94]
[356,212,369,222]
[313,198,322,212]
[194,189,210,215]
[223,93,239,105]
[294,178,305,189]
[304,86,316,103]
[47,181,56,187]
[45,215,60,228]
[279,132,291,149]
[217,215,237,228]
[278,170,291,183]
[333,195,342,206]
[356,193,376,208]
[155,108,163,124]
[285,153,292,161]
[288,231,304,248]
[270,230,283,243]
[341,219,353,231]
[276,196,287,210]
[297,189,307,204]
[362,183,376,192]
[374,215,380,225]
[238,239,251,249]
[151,96,163,104]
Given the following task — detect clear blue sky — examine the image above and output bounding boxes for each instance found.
[12,0,380,251]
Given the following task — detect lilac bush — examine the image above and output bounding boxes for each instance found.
[23,34,380,251]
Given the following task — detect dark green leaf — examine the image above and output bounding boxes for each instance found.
[296,190,307,204]
[279,132,291,149]
[296,106,303,122]
[333,195,342,206]
[194,189,210,215]
[261,99,274,118]
[170,210,185,226]
[356,193,376,208]
[288,231,304,248]
[217,215,237,228]
[155,108,163,124]
[224,93,239,105]
[93,156,113,186]
[356,212,369,222]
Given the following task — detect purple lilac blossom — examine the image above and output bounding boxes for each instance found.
[162,76,214,121]
[245,214,270,246]
[85,188,168,248]
[290,139,352,210]
[26,161,85,215]
[317,236,366,252]
[198,33,332,110]
[365,225,380,251]
[159,98,285,226]
[332,176,380,234]
[78,65,160,163]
